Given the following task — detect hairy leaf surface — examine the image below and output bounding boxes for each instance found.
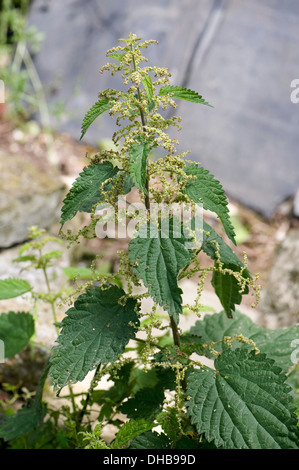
[128,138,154,193]
[80,96,116,140]
[49,286,139,391]
[200,219,240,266]
[211,268,248,318]
[190,310,299,371]
[195,219,250,316]
[194,219,250,316]
[0,403,47,441]
[60,161,118,226]
[159,85,212,107]
[0,361,49,441]
[119,387,164,420]
[186,348,299,449]
[112,419,154,449]
[141,74,154,101]
[156,408,181,444]
[128,218,193,322]
[185,165,236,244]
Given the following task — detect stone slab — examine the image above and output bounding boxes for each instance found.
[172,0,299,218]
[28,0,299,218]
[259,229,299,327]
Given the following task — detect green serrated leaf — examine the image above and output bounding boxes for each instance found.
[0,361,49,441]
[49,286,140,391]
[130,368,159,393]
[156,408,181,444]
[17,242,32,256]
[119,387,164,420]
[255,328,299,371]
[0,278,32,300]
[128,138,155,193]
[192,218,248,317]
[142,73,154,101]
[211,267,248,319]
[123,174,134,194]
[108,53,124,61]
[129,431,171,450]
[155,345,190,366]
[148,100,155,112]
[186,348,299,449]
[40,250,63,261]
[80,96,116,140]
[0,403,47,441]
[0,311,35,357]
[63,266,122,289]
[60,161,118,227]
[190,310,299,371]
[154,364,177,392]
[128,218,193,322]
[287,366,299,410]
[185,165,236,244]
[200,219,241,267]
[12,255,37,263]
[180,333,205,356]
[159,85,212,107]
[63,266,99,279]
[112,419,154,449]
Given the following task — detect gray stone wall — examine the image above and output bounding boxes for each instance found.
[28,0,299,218]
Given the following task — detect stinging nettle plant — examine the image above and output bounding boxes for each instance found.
[1,33,299,450]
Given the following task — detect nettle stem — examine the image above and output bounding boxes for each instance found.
[131,46,150,211]
[131,45,186,392]
[170,316,181,347]
[170,317,187,392]
[42,266,59,335]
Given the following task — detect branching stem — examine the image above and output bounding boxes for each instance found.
[170,317,187,392]
[131,45,150,211]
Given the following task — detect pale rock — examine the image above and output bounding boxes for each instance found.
[28,0,299,218]
[259,229,299,327]
[0,152,65,247]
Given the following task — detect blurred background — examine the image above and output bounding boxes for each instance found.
[26,0,299,217]
[0,0,299,325]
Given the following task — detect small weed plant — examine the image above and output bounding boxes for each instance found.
[0,0,45,120]
[0,34,298,450]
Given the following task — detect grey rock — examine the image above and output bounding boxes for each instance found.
[28,0,299,218]
[172,0,299,219]
[0,152,65,247]
[259,229,299,327]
